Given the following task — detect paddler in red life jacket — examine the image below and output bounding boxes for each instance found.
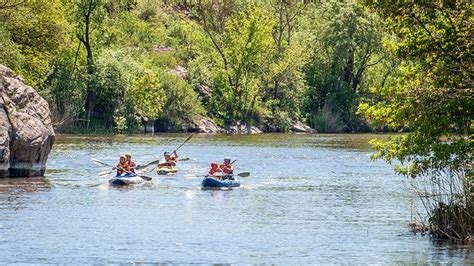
[158,151,178,169]
[209,162,223,178]
[125,153,135,173]
[113,155,130,175]
[220,157,234,175]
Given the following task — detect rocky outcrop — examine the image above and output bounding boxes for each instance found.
[226,121,262,134]
[0,64,55,177]
[169,65,187,79]
[141,117,154,134]
[290,120,314,133]
[188,115,223,133]
[197,85,211,100]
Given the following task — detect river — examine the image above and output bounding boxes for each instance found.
[0,134,472,264]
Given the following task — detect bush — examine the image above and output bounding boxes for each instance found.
[156,73,204,130]
[309,104,346,133]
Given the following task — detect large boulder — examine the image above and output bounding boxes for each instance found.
[0,64,55,177]
[188,115,223,133]
[290,120,314,133]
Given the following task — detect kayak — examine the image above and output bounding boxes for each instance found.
[156,167,178,175]
[108,173,143,186]
[201,176,240,189]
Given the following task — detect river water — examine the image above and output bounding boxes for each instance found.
[0,134,472,264]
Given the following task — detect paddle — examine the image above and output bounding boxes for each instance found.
[204,159,250,178]
[223,160,250,177]
[98,171,112,177]
[207,172,250,178]
[137,175,153,181]
[173,133,195,153]
[93,158,153,181]
[236,172,250,177]
[138,133,195,170]
[99,170,152,181]
[92,158,114,167]
[135,159,161,170]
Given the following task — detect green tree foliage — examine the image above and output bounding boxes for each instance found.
[191,1,275,123]
[0,0,70,86]
[1,0,395,133]
[303,0,387,132]
[359,1,473,240]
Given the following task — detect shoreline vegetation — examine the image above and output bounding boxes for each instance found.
[1,1,471,242]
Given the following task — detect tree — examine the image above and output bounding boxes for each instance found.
[303,0,386,131]
[192,1,275,123]
[75,0,105,130]
[0,0,70,86]
[260,0,310,130]
[359,1,473,241]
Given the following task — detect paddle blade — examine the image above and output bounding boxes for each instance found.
[136,159,162,170]
[92,159,113,167]
[177,157,190,161]
[98,170,112,177]
[237,172,250,177]
[139,175,152,181]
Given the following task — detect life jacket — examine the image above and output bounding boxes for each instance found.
[116,162,130,175]
[209,167,222,175]
[128,160,136,173]
[163,158,176,167]
[220,163,233,175]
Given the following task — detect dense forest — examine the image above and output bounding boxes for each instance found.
[0,0,395,133]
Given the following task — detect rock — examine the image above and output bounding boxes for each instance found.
[153,44,172,53]
[141,117,154,134]
[290,120,314,133]
[0,64,55,177]
[169,65,187,79]
[226,121,262,134]
[188,115,223,133]
[197,85,211,99]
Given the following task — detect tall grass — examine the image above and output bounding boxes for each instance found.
[409,169,473,242]
[309,104,346,133]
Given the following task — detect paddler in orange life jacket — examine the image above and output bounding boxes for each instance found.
[158,151,178,169]
[125,153,135,173]
[209,162,223,178]
[113,155,130,175]
[220,157,234,175]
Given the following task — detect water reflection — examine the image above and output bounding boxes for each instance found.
[0,177,51,211]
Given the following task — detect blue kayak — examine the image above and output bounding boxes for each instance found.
[201,176,240,189]
[108,173,142,186]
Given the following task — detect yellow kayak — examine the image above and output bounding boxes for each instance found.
[156,167,178,175]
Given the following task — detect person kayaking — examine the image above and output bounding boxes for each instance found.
[112,155,130,176]
[125,153,136,173]
[220,157,234,175]
[158,151,178,169]
[208,162,223,178]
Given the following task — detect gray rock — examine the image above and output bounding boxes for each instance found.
[153,44,172,53]
[0,64,55,177]
[189,115,223,133]
[290,120,314,133]
[141,117,154,134]
[226,121,263,134]
[169,65,187,79]
[197,85,211,99]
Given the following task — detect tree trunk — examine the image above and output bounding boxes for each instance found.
[78,0,96,130]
